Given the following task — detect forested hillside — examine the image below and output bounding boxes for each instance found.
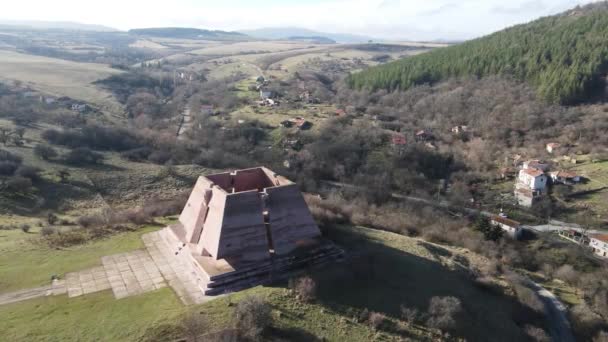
[348,3,608,104]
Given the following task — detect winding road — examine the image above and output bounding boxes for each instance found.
[320,180,577,341]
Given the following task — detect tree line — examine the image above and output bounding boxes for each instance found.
[347,2,608,104]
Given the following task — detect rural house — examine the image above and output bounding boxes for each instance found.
[514,168,548,207]
[391,134,407,146]
[260,90,273,100]
[290,117,312,130]
[451,125,468,134]
[415,130,432,142]
[546,142,561,154]
[491,215,523,239]
[523,159,550,171]
[589,234,608,258]
[559,230,590,245]
[550,171,581,185]
[518,168,548,191]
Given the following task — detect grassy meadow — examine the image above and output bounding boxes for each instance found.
[0,50,124,114]
[1,224,528,341]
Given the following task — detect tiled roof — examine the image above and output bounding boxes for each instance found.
[491,215,521,228]
[523,168,545,177]
[555,171,578,179]
[591,234,608,243]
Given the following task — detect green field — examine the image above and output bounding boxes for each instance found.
[1,288,184,342]
[1,225,528,341]
[0,225,160,292]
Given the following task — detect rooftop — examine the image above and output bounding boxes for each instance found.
[491,215,521,228]
[522,168,545,177]
[552,170,578,178]
[591,234,608,243]
[204,167,292,194]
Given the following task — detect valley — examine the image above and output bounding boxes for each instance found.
[1,3,608,341]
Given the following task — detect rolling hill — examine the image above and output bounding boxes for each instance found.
[128,27,249,41]
[240,27,372,43]
[0,20,117,32]
[347,2,608,105]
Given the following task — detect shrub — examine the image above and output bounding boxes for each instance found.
[554,265,579,284]
[40,225,56,237]
[5,176,32,192]
[594,331,608,342]
[64,147,104,165]
[0,161,18,175]
[43,229,88,248]
[368,312,387,330]
[400,305,419,325]
[290,276,317,303]
[47,213,59,225]
[180,312,209,342]
[33,144,58,160]
[426,296,463,332]
[16,165,41,182]
[524,325,550,342]
[233,296,272,341]
[20,224,31,233]
[0,149,22,163]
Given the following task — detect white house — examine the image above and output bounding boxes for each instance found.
[260,90,273,100]
[514,168,548,207]
[518,168,548,191]
[491,215,523,239]
[589,235,608,258]
[546,143,561,154]
[451,125,468,134]
[550,171,581,185]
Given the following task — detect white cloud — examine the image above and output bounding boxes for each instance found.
[0,0,601,40]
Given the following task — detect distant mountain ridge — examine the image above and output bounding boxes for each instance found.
[287,36,336,44]
[0,20,117,32]
[240,27,373,43]
[129,27,250,41]
[348,2,608,105]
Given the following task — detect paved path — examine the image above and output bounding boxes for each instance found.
[142,229,209,305]
[177,105,192,140]
[0,229,210,306]
[527,280,575,342]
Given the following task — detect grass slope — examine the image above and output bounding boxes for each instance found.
[0,50,123,113]
[1,224,528,341]
[0,226,160,292]
[0,288,183,342]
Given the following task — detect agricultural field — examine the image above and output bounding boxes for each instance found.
[0,50,123,114]
[0,225,527,342]
[189,41,320,56]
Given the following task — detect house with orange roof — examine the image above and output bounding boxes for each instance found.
[550,170,581,185]
[590,234,608,258]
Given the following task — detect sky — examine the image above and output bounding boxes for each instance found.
[0,0,601,40]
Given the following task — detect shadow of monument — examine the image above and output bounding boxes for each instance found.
[305,226,530,342]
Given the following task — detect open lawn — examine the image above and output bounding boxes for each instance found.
[1,224,528,341]
[0,50,123,115]
[0,225,161,292]
[0,288,184,342]
[554,160,608,223]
